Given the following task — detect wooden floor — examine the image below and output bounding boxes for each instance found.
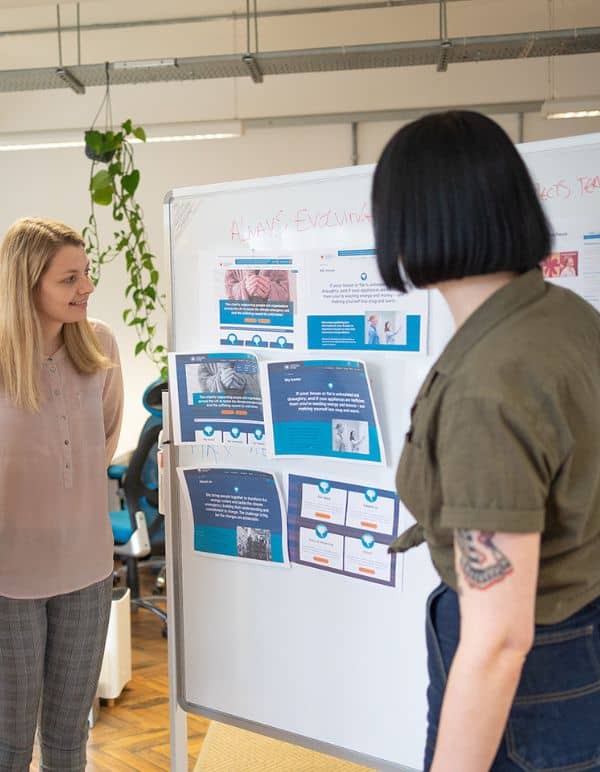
[32,567,209,771]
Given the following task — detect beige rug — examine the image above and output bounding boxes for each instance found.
[194,722,375,772]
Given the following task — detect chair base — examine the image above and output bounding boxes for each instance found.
[133,596,167,623]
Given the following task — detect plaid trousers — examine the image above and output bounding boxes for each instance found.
[0,575,112,772]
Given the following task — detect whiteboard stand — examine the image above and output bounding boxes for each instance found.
[162,397,188,772]
[162,169,437,772]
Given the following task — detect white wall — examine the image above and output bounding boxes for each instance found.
[0,0,599,451]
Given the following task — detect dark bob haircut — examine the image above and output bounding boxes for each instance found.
[371,110,551,293]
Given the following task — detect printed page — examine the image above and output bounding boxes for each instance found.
[304,248,429,353]
[262,358,385,464]
[287,474,400,586]
[214,255,300,350]
[541,221,600,312]
[168,352,266,447]
[178,467,289,566]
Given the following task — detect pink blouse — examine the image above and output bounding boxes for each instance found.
[0,319,123,599]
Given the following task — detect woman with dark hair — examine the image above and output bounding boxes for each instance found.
[372,111,600,771]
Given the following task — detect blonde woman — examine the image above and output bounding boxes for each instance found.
[0,218,123,771]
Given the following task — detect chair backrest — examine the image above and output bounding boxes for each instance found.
[124,419,162,517]
[123,380,168,543]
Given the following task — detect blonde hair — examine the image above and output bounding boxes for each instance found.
[0,217,113,411]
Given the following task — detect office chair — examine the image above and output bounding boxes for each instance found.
[108,379,168,634]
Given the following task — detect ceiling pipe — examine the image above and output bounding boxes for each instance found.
[243,102,545,129]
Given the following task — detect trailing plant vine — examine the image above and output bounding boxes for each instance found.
[83,119,167,379]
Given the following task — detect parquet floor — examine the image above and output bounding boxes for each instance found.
[31,567,209,771]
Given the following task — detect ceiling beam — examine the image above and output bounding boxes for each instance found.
[0,26,598,93]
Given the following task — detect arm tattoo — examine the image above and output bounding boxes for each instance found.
[455,529,513,590]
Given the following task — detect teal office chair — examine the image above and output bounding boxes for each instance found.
[108,379,168,633]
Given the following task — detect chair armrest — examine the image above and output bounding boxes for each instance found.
[108,464,128,480]
[113,511,151,559]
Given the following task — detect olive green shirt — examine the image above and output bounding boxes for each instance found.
[393,268,600,624]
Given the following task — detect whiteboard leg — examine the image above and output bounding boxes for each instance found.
[161,403,188,772]
[167,532,188,772]
[167,499,188,771]
[169,696,187,772]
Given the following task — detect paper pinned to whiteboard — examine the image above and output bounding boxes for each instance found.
[168,351,266,448]
[178,466,289,567]
[262,358,385,465]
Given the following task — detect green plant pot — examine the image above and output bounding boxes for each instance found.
[85,143,116,163]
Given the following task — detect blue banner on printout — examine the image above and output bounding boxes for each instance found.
[307,314,421,351]
[220,299,294,328]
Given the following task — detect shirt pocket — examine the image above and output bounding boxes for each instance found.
[396,397,429,518]
[405,397,426,448]
[396,369,442,522]
[506,624,600,771]
[405,368,440,448]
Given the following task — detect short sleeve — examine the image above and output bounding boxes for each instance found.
[438,397,556,534]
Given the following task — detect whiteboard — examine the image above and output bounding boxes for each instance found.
[518,131,600,315]
[164,132,600,772]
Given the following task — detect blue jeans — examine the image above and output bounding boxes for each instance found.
[424,584,600,771]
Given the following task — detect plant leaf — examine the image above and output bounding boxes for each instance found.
[132,126,147,142]
[122,170,140,196]
[92,186,114,206]
[104,131,124,152]
[90,170,114,205]
[90,169,112,192]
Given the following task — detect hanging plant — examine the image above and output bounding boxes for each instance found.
[83,119,167,379]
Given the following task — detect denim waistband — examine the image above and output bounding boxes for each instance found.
[428,583,600,637]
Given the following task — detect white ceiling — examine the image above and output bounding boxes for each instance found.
[0,1,443,9]
[0,0,453,24]
[0,0,97,7]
